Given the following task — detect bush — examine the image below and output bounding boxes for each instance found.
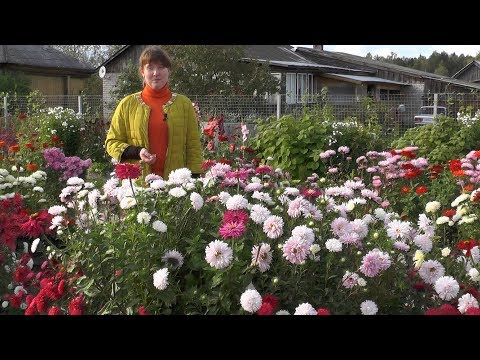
[391,115,480,164]
[251,106,383,180]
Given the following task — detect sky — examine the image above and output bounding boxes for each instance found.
[291,45,480,58]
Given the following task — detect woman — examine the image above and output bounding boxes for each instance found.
[105,46,203,180]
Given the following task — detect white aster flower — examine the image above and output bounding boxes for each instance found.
[434,276,460,301]
[119,196,136,209]
[325,238,342,252]
[152,220,167,233]
[48,205,67,216]
[451,193,470,207]
[31,238,41,253]
[14,285,26,295]
[360,300,378,315]
[150,179,167,190]
[294,302,317,315]
[251,243,273,272]
[240,289,262,313]
[137,211,151,224]
[153,268,169,290]
[162,250,184,269]
[250,204,271,224]
[190,192,204,210]
[418,260,445,284]
[357,277,367,287]
[457,293,479,314]
[226,194,249,210]
[218,191,231,204]
[468,268,480,282]
[205,240,233,269]
[436,216,450,225]
[425,201,441,213]
[275,310,290,315]
[441,247,451,257]
[168,187,187,198]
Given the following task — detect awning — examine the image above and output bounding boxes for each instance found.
[323,73,410,85]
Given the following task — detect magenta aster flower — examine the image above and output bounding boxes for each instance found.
[219,221,246,239]
[222,210,249,225]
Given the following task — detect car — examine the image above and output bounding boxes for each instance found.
[413,106,447,126]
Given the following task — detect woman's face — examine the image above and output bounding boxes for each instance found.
[142,61,169,90]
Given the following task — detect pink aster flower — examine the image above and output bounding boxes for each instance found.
[219,221,246,240]
[222,210,249,225]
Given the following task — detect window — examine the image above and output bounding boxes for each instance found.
[286,73,315,104]
[265,73,281,104]
[379,89,401,100]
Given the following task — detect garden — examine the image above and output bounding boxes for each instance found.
[1,97,480,315]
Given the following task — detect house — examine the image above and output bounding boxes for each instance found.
[243,45,480,102]
[0,45,95,95]
[452,60,480,83]
[98,45,480,122]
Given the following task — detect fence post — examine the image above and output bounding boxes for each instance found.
[77,95,83,115]
[3,95,7,129]
[433,93,438,118]
[276,93,281,119]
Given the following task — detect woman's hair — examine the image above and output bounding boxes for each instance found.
[138,46,172,74]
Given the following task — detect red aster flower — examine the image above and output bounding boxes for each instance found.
[457,239,479,257]
[115,163,142,180]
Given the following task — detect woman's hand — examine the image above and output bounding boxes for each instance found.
[139,148,157,164]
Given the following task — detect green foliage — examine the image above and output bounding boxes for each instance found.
[250,104,383,180]
[391,116,480,164]
[15,105,84,157]
[0,71,31,95]
[52,45,125,68]
[163,45,280,96]
[81,74,103,96]
[375,50,476,77]
[109,60,143,108]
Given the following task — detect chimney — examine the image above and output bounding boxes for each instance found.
[313,45,323,51]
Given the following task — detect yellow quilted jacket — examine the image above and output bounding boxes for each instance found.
[105,91,203,179]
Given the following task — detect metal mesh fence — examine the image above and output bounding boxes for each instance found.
[1,95,104,129]
[3,93,480,135]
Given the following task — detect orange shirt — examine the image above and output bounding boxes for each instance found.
[141,84,172,177]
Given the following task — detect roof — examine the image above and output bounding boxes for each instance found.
[323,73,410,85]
[97,45,131,70]
[0,45,94,74]
[452,60,480,78]
[98,45,480,91]
[295,47,480,90]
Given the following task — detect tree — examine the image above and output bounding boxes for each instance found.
[162,45,280,96]
[109,60,143,105]
[52,45,124,68]
[0,71,31,95]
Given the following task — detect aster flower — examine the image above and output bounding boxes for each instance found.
[294,302,317,315]
[162,250,184,269]
[205,240,233,269]
[153,268,169,290]
[240,289,262,313]
[219,221,246,240]
[434,276,459,301]
[360,300,378,315]
[115,163,141,180]
[251,243,273,272]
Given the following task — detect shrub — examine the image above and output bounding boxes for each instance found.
[391,115,480,164]
[251,107,382,180]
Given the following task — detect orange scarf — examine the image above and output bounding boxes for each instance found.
[141,83,172,177]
